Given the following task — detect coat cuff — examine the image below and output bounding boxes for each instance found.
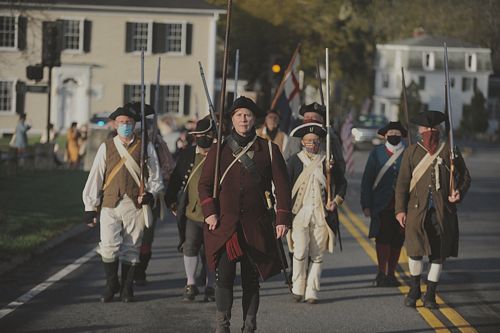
[276,209,292,227]
[333,195,344,207]
[201,197,217,218]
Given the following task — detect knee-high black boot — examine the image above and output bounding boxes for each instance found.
[215,287,233,333]
[121,263,136,303]
[404,275,422,308]
[134,252,151,286]
[241,287,259,333]
[100,260,120,303]
[422,281,439,309]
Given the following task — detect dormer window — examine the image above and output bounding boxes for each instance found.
[465,53,477,72]
[422,51,435,70]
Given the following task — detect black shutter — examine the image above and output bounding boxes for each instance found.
[125,22,134,52]
[17,16,27,51]
[123,84,131,104]
[183,84,191,116]
[185,23,192,55]
[152,23,166,54]
[15,81,26,114]
[83,20,91,53]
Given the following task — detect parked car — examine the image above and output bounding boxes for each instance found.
[351,114,388,149]
[89,112,112,129]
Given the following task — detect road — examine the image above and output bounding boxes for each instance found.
[1,145,499,332]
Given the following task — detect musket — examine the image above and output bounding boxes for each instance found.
[324,48,342,251]
[401,67,412,145]
[233,48,240,102]
[152,57,161,146]
[443,43,456,193]
[198,61,220,137]
[139,49,148,196]
[265,191,292,293]
[213,0,233,199]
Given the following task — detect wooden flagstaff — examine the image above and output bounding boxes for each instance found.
[325,48,332,204]
[270,43,301,110]
[401,67,412,145]
[139,49,147,196]
[443,43,456,194]
[234,48,240,102]
[316,58,325,105]
[213,0,233,199]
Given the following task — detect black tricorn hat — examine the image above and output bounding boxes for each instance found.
[411,110,447,127]
[124,102,155,118]
[228,96,265,118]
[377,121,408,137]
[189,115,214,135]
[109,106,140,121]
[290,122,327,138]
[299,102,326,118]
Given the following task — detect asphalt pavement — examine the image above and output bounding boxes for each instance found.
[0,145,499,332]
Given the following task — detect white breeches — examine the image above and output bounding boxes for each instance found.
[97,195,145,264]
[291,217,328,300]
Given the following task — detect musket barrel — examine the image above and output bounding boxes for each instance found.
[198,61,219,136]
[325,47,332,203]
[401,67,411,145]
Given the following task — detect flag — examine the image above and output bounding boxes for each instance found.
[271,45,301,132]
[341,112,354,176]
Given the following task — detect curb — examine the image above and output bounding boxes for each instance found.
[0,223,89,276]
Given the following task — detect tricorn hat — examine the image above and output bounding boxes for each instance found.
[290,122,327,138]
[299,102,326,118]
[109,106,140,121]
[411,110,447,127]
[124,102,155,117]
[228,96,265,118]
[189,115,214,135]
[377,121,408,137]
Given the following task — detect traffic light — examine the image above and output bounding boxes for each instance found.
[269,54,285,87]
[42,21,63,67]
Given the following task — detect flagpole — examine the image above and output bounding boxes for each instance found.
[233,48,239,102]
[270,43,301,110]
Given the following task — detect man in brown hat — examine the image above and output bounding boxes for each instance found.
[166,115,216,302]
[395,110,471,309]
[256,109,288,153]
[361,121,407,287]
[198,96,292,332]
[82,105,163,303]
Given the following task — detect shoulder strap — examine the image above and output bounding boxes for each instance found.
[291,152,325,198]
[103,140,140,191]
[219,135,258,186]
[372,148,404,190]
[409,142,445,192]
[113,136,141,187]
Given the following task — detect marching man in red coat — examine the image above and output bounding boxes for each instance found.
[198,96,292,333]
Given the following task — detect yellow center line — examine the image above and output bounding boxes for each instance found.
[340,204,478,333]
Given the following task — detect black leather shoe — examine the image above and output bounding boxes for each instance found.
[292,293,303,302]
[386,275,401,287]
[204,286,215,302]
[404,275,422,308]
[374,272,388,287]
[422,281,439,309]
[183,284,199,301]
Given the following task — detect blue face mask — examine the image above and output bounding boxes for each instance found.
[117,123,134,138]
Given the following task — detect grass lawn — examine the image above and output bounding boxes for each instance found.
[0,169,88,260]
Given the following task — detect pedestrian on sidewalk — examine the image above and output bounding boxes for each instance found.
[198,96,292,332]
[395,110,471,309]
[361,121,407,287]
[11,113,31,155]
[66,122,80,168]
[165,115,216,302]
[82,105,163,303]
[287,122,345,304]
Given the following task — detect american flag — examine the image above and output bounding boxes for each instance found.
[341,112,355,176]
[270,45,301,132]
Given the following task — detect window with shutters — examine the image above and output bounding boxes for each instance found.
[163,85,182,114]
[61,19,83,52]
[0,80,15,113]
[166,23,183,53]
[0,16,17,49]
[422,51,435,71]
[465,53,477,72]
[124,84,150,104]
[127,22,152,53]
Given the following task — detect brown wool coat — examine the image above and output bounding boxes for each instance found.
[198,137,292,280]
[395,142,471,259]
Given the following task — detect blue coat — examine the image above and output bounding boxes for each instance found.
[360,144,404,238]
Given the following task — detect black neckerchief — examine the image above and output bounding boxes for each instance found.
[267,126,278,140]
[231,128,256,147]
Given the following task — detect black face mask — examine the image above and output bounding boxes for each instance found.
[387,135,401,146]
[195,136,213,148]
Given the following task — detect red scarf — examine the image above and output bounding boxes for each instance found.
[421,130,440,155]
